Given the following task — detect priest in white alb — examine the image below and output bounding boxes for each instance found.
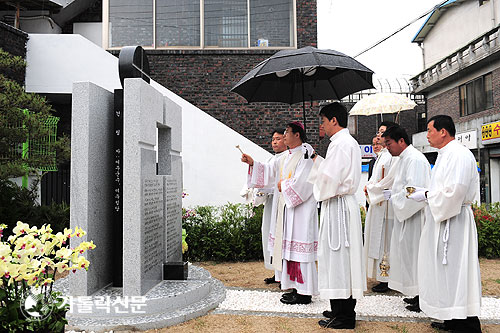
[308,102,366,330]
[377,125,430,312]
[364,121,398,293]
[240,128,287,284]
[241,122,318,305]
[409,115,482,333]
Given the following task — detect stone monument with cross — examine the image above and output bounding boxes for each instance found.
[70,46,186,297]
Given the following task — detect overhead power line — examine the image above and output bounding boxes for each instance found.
[353,0,450,58]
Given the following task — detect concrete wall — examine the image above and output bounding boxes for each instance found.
[73,22,102,46]
[423,0,499,67]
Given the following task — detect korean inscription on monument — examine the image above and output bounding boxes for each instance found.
[165,178,182,261]
[142,178,163,273]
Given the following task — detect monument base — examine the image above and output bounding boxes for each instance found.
[59,265,225,332]
[163,262,188,280]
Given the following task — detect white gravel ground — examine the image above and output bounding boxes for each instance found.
[218,290,500,320]
[65,291,500,332]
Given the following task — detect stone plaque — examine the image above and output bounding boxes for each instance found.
[142,177,164,274]
[165,177,182,262]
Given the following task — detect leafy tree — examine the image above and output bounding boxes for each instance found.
[0,48,69,180]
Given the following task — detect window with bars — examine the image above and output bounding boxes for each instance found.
[156,0,200,47]
[459,73,493,116]
[205,0,247,47]
[107,0,295,49]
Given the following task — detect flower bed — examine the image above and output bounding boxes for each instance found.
[474,203,500,258]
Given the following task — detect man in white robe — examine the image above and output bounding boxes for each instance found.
[308,102,366,330]
[409,115,482,332]
[375,125,431,312]
[364,121,398,293]
[242,121,318,304]
[242,129,287,284]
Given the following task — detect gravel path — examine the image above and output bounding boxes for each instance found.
[215,289,500,324]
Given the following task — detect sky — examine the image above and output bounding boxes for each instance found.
[317,0,442,80]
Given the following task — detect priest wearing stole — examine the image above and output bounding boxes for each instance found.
[376,125,430,312]
[308,102,366,330]
[241,122,318,305]
[409,115,482,332]
[364,121,398,293]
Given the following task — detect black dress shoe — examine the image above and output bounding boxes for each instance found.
[264,275,277,284]
[281,289,297,300]
[403,296,418,304]
[318,318,355,329]
[280,293,311,305]
[430,321,453,331]
[323,310,334,318]
[371,282,389,293]
[405,303,421,312]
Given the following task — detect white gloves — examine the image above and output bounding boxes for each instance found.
[383,189,392,201]
[240,186,254,203]
[408,186,429,202]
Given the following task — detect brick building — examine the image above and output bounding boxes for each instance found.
[107,0,321,153]
[411,0,500,203]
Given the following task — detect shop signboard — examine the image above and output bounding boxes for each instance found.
[482,120,500,145]
[456,130,477,149]
[360,145,376,158]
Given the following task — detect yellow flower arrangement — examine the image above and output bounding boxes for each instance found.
[0,222,96,331]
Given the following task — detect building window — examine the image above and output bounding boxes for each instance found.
[156,0,200,47]
[250,0,294,47]
[105,0,296,49]
[109,0,153,48]
[417,109,427,133]
[205,0,247,47]
[459,73,493,116]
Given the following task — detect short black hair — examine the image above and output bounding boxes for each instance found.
[287,122,307,142]
[271,128,285,137]
[380,121,398,129]
[427,115,456,137]
[382,125,410,145]
[319,102,348,128]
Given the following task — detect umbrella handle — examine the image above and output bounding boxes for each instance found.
[302,76,306,134]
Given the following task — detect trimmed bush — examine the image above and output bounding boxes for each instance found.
[182,203,263,262]
[0,179,69,238]
[474,203,500,258]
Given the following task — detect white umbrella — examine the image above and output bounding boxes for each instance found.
[349,93,417,116]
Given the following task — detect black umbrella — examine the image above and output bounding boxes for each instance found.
[231,46,374,132]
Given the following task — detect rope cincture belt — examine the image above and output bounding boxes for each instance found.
[328,195,350,251]
[442,202,472,265]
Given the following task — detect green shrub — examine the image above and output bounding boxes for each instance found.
[182,203,263,262]
[474,203,500,258]
[0,178,69,238]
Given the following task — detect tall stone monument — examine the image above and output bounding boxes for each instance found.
[70,46,184,297]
